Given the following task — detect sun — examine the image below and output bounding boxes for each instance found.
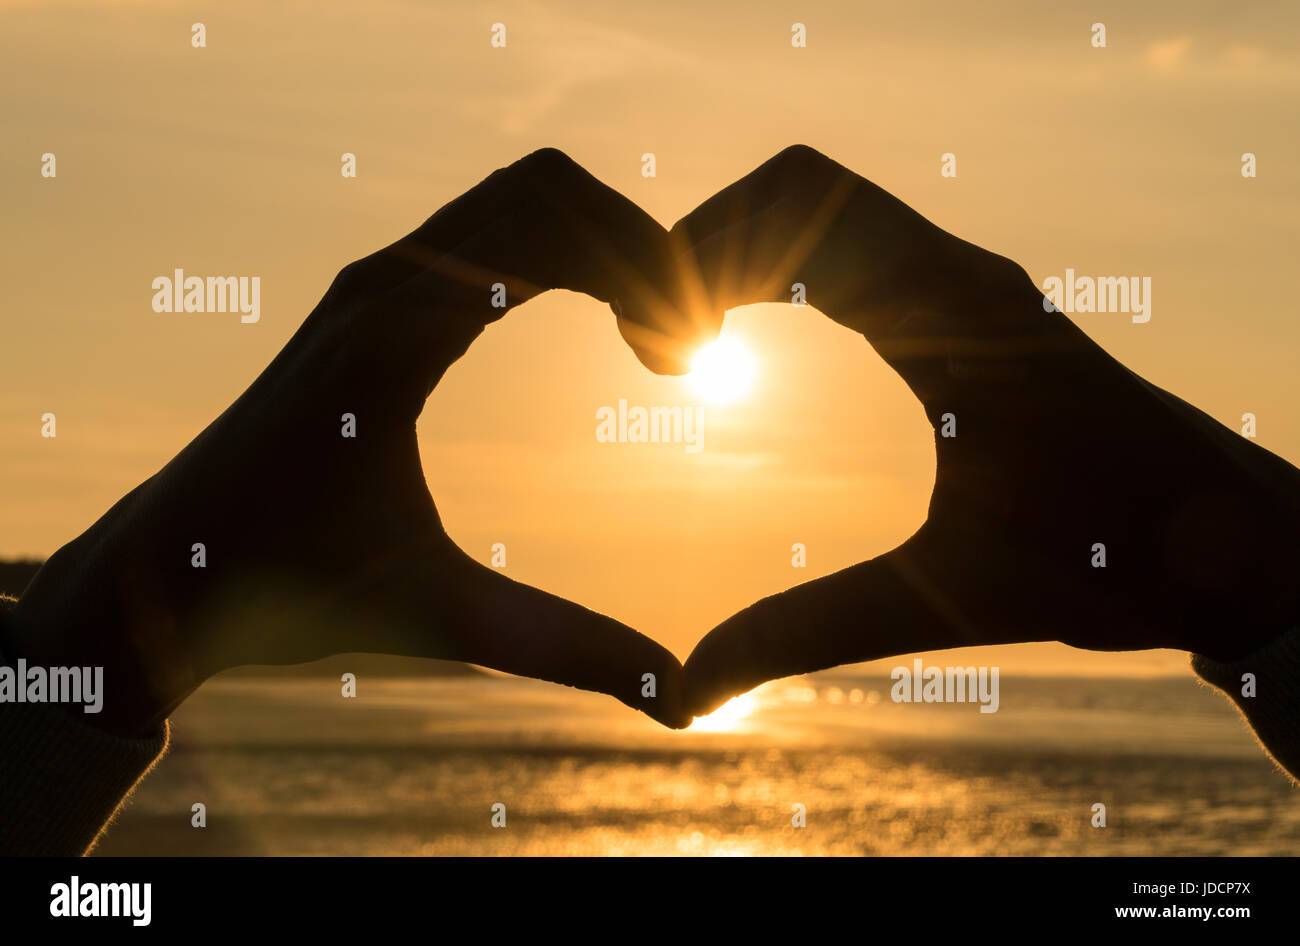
[689,336,757,405]
[687,692,759,732]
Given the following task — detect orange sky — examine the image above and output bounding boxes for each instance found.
[3,0,1297,675]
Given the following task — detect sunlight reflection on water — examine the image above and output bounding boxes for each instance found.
[91,673,1300,856]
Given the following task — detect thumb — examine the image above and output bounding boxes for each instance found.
[682,534,1013,718]
[393,547,690,729]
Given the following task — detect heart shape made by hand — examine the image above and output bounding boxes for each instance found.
[16,147,1296,743]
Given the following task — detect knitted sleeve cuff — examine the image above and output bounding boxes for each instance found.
[0,595,170,856]
[1191,625,1300,783]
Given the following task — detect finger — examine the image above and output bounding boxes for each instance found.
[513,151,716,369]
[357,540,691,729]
[673,194,860,314]
[668,145,866,316]
[612,146,858,355]
[668,146,1040,403]
[672,144,1003,316]
[682,530,1034,718]
[454,562,691,730]
[342,149,714,376]
[672,194,961,405]
[672,145,854,241]
[627,148,856,353]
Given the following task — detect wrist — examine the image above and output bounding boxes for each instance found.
[3,552,184,739]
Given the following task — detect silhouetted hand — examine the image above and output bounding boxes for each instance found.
[6,149,704,736]
[671,145,1300,717]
